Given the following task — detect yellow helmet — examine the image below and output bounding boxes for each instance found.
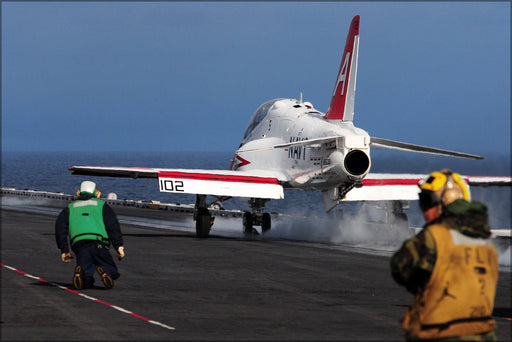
[418,169,470,211]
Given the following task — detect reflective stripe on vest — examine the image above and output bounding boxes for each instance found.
[68,198,109,245]
[403,225,498,339]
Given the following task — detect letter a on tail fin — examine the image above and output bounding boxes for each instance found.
[325,15,360,122]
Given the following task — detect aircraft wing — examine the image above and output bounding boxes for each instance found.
[69,166,287,199]
[343,173,512,201]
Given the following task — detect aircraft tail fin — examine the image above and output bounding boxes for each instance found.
[325,15,360,122]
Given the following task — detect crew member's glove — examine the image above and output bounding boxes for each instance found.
[117,246,125,260]
[61,252,72,263]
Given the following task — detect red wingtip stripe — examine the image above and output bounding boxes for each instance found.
[363,179,421,186]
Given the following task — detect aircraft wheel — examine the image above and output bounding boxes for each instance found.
[392,213,408,231]
[196,208,212,238]
[261,213,271,233]
[210,202,223,210]
[243,212,253,234]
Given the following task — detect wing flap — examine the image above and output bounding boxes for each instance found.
[345,174,424,201]
[344,173,511,202]
[465,176,512,186]
[158,170,284,199]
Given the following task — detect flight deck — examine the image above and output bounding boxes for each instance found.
[1,190,510,340]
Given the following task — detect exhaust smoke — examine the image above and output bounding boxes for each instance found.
[265,202,415,251]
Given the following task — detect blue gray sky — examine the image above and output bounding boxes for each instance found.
[2,2,510,156]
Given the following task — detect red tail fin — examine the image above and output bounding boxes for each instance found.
[325,15,360,121]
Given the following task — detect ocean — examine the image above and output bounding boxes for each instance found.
[1,150,511,230]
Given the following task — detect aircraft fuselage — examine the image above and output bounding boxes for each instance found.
[232,98,371,192]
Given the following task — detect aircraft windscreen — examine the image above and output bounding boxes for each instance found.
[242,99,283,141]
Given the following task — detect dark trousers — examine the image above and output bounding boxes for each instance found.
[72,240,119,287]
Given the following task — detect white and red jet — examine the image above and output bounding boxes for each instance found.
[70,15,511,237]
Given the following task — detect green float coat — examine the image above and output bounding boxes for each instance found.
[68,198,109,245]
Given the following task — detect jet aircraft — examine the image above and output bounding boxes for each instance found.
[70,15,511,238]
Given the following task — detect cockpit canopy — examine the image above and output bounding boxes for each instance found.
[242,99,283,142]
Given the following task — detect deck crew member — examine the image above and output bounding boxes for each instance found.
[391,169,498,341]
[55,181,125,289]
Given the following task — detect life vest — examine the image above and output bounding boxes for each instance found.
[68,198,109,245]
[403,224,498,339]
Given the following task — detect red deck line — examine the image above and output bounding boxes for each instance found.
[1,263,175,331]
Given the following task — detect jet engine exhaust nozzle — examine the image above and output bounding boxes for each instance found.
[344,150,370,177]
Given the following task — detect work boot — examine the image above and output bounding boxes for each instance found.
[73,265,84,290]
[96,266,114,289]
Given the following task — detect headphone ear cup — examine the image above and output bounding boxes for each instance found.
[441,187,464,206]
[451,172,471,201]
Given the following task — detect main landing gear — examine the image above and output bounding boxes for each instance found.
[194,195,272,238]
[334,200,409,235]
[365,200,410,231]
[388,200,409,231]
[194,195,214,238]
[243,198,271,235]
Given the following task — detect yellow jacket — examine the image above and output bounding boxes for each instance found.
[402,224,498,339]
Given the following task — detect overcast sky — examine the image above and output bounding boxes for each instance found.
[2,2,510,157]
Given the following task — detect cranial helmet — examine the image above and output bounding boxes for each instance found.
[77,181,101,198]
[418,169,470,211]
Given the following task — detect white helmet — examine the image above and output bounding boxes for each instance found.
[78,181,101,198]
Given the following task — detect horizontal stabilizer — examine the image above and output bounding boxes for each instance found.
[272,136,343,149]
[237,136,345,153]
[371,137,484,160]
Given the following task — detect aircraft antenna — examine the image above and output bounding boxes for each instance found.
[299,92,303,103]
